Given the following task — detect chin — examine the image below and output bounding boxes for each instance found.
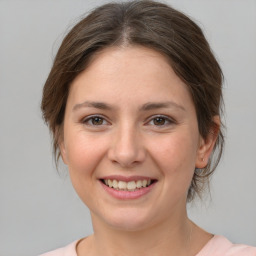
[96,207,158,232]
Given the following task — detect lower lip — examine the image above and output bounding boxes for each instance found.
[100,181,155,200]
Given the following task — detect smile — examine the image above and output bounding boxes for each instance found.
[103,179,153,191]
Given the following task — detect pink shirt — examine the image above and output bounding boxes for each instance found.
[39,235,256,256]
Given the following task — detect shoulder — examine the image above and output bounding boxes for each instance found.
[38,240,79,256]
[197,235,256,256]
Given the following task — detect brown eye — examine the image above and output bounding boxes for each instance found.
[83,115,108,126]
[91,117,104,125]
[153,117,166,126]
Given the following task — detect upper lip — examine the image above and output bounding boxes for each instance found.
[100,175,156,182]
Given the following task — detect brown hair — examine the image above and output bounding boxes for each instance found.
[41,0,224,201]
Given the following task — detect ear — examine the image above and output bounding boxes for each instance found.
[59,140,68,165]
[195,116,220,169]
[56,125,68,165]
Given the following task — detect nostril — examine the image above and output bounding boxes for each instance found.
[107,138,146,167]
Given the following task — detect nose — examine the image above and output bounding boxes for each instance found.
[107,124,146,168]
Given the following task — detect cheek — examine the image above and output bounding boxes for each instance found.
[149,132,198,181]
[64,132,110,206]
[65,132,108,178]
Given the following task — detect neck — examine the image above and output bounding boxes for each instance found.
[82,212,194,256]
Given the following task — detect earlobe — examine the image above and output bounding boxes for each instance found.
[59,141,68,165]
[56,125,68,165]
[196,116,220,169]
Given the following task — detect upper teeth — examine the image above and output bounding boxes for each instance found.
[104,179,151,191]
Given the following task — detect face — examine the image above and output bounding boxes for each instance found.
[60,46,213,231]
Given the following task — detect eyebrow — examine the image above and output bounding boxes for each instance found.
[139,101,185,111]
[72,100,185,112]
[73,101,114,111]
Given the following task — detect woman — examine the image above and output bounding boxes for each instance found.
[40,1,256,255]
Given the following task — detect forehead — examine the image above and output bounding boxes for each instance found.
[84,45,174,78]
[67,46,193,111]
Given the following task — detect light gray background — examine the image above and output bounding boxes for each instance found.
[0,0,255,255]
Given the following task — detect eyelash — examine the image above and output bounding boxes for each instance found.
[82,115,109,126]
[81,115,175,128]
[146,115,176,127]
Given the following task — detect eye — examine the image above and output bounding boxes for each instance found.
[82,115,108,126]
[152,117,167,126]
[147,115,175,127]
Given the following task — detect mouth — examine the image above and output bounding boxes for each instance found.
[100,178,157,192]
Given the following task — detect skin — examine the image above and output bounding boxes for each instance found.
[60,46,218,256]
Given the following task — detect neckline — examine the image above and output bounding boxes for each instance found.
[195,235,221,255]
[74,235,218,256]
